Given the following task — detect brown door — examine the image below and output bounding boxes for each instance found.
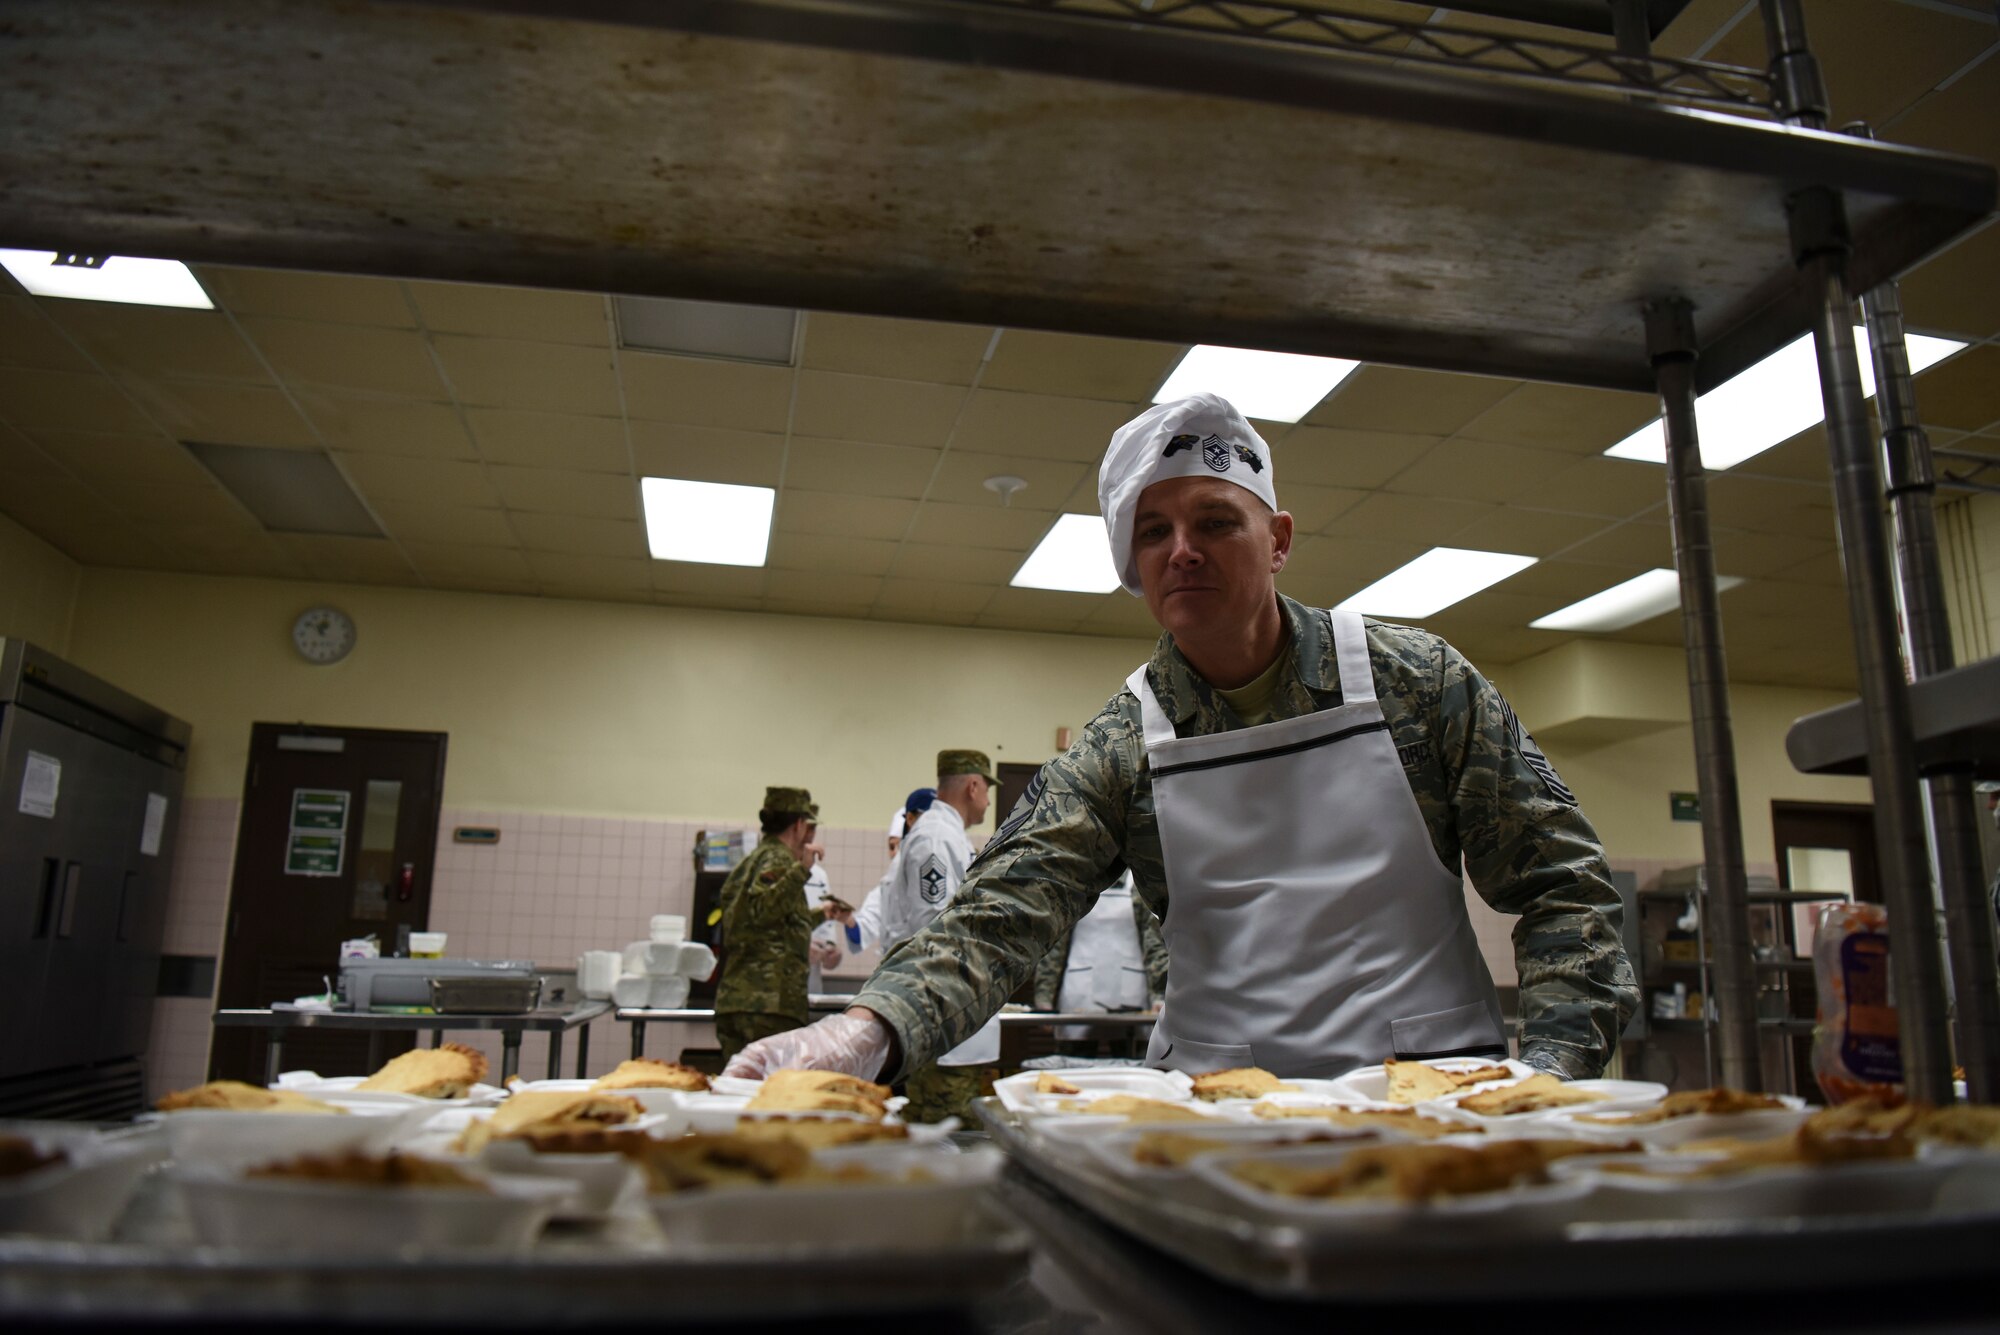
[1772,799,1877,1095]
[994,762,1041,836]
[209,724,447,1081]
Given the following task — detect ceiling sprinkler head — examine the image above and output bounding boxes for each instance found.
[983,475,1028,507]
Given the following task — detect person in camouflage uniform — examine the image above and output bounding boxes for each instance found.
[713,786,820,1065]
[725,394,1636,1088]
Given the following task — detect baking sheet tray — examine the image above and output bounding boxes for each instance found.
[0,1169,1031,1324]
[973,1099,2000,1302]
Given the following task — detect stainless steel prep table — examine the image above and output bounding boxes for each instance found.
[617,1005,1155,1061]
[212,1001,610,1084]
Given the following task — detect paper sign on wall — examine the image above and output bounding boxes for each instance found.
[18,751,60,819]
[286,787,350,877]
[141,792,169,857]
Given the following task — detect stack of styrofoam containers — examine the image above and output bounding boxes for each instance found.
[608,914,716,1009]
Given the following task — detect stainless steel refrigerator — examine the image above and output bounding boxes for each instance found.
[0,639,189,1119]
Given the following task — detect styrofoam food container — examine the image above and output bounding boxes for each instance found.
[479,1137,644,1220]
[1440,1078,1668,1129]
[273,1072,507,1106]
[149,1100,434,1170]
[1538,1095,1810,1148]
[647,1144,1001,1248]
[510,1076,689,1117]
[992,1065,1193,1115]
[1072,1119,1390,1181]
[174,1163,573,1252]
[1189,1077,1359,1107]
[1330,1057,1535,1106]
[0,1130,163,1240]
[1551,1146,1951,1221]
[1191,1141,1594,1236]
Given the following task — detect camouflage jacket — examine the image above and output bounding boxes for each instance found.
[715,836,815,1023]
[853,594,1638,1080]
[1031,883,1170,1012]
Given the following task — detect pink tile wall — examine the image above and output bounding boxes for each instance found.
[144,797,240,1100]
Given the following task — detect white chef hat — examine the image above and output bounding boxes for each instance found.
[1098,393,1276,596]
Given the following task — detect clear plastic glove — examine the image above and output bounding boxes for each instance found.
[809,938,843,970]
[722,1010,893,1081]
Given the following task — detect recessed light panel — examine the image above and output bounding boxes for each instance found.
[641,477,774,566]
[1334,547,1537,618]
[1605,328,1967,470]
[1154,344,1360,423]
[1529,567,1745,632]
[1011,513,1122,594]
[616,295,798,364]
[184,442,382,537]
[0,249,212,309]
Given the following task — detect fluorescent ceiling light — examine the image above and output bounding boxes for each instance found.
[1529,567,1745,632]
[0,249,212,309]
[1335,547,1537,618]
[641,477,774,566]
[183,442,382,537]
[1012,513,1121,594]
[615,295,798,364]
[1605,328,1966,470]
[1154,344,1360,423]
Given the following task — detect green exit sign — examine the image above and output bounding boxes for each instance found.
[1671,792,1701,822]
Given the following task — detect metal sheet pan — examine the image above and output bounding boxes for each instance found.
[974,1099,2000,1302]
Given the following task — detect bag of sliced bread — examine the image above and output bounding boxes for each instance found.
[1811,901,1903,1106]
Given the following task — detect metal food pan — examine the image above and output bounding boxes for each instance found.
[428,976,541,1015]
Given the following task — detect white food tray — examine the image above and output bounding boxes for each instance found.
[274,1071,506,1105]
[0,1128,164,1241]
[992,1065,1194,1116]
[1538,1096,1811,1147]
[172,1165,575,1253]
[1329,1057,1535,1106]
[144,1100,436,1170]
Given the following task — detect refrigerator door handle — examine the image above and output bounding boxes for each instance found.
[57,863,82,939]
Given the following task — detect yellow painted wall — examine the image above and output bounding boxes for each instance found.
[63,569,1153,826]
[0,512,80,655]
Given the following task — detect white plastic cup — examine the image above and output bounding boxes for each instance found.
[649,914,687,945]
[410,931,447,959]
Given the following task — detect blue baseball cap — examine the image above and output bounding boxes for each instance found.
[904,787,937,814]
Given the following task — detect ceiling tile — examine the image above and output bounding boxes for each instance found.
[338,454,500,509]
[431,335,620,415]
[151,534,309,577]
[199,268,416,327]
[488,466,637,519]
[1449,507,1615,559]
[92,480,252,528]
[1075,595,1164,639]
[1734,427,1831,482]
[764,532,900,578]
[629,422,785,488]
[1278,534,1428,606]
[764,571,885,608]
[240,317,446,397]
[620,352,793,432]
[527,552,652,590]
[408,282,608,345]
[1860,15,2000,164]
[138,508,278,558]
[1716,578,1843,620]
[1304,366,1519,435]
[763,597,876,620]
[926,450,1087,511]
[952,390,1134,461]
[1651,0,1752,59]
[1454,382,1660,455]
[791,371,965,448]
[1382,438,1575,505]
[977,585,1101,628]
[296,391,476,459]
[1280,482,1367,534]
[368,501,517,548]
[800,312,994,384]
[119,379,319,448]
[0,367,153,434]
[396,542,536,583]
[1558,522,1675,567]
[905,500,1054,550]
[1900,219,2000,342]
[871,579,990,621]
[1770,549,1849,587]
[278,534,417,583]
[1911,344,2000,432]
[1704,475,1840,540]
[44,304,268,382]
[1276,426,1440,490]
[466,408,627,472]
[28,431,213,487]
[1491,559,1652,604]
[0,424,70,480]
[508,512,646,557]
[886,542,1021,585]
[650,562,768,598]
[0,297,99,372]
[981,330,1180,401]
[775,490,916,541]
[1713,1,1990,134]
[1706,530,1834,580]
[659,591,769,614]
[783,436,939,498]
[1527,456,1670,519]
[20,516,167,567]
[1321,492,1496,544]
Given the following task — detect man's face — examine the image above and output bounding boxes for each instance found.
[1131,476,1291,640]
[967,778,992,826]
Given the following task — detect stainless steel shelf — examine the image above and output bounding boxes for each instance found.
[0,1,1990,393]
[1787,655,2000,780]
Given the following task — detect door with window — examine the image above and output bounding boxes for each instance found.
[208,725,447,1081]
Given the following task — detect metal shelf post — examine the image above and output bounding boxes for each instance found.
[1646,298,1763,1092]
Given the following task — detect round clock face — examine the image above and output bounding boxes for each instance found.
[292,606,356,665]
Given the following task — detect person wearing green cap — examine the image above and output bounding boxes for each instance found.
[713,785,822,1065]
[877,750,1002,1122]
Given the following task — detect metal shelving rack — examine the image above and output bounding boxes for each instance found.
[1,0,1995,1099]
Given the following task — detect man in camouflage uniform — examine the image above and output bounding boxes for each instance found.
[713,786,820,1065]
[724,395,1636,1087]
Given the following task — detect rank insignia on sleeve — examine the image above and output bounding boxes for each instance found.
[919,856,949,905]
[1502,700,1577,805]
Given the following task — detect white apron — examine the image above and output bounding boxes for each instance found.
[1057,876,1150,1040]
[1132,610,1506,1079]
